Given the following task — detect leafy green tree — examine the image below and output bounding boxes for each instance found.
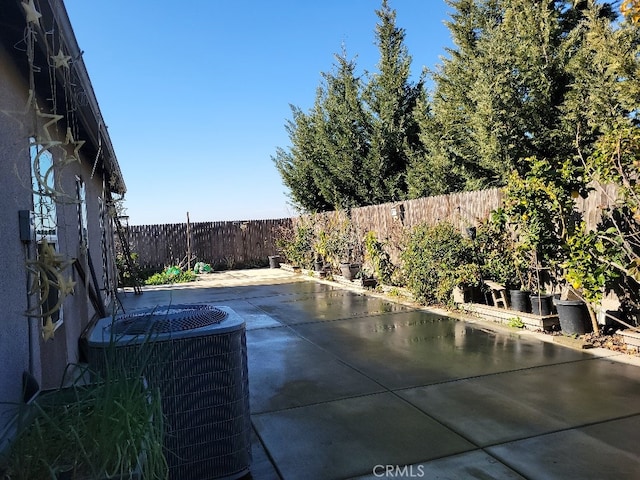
[564,2,640,319]
[425,0,504,191]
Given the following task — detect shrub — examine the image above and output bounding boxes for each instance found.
[402,222,479,305]
[363,231,396,285]
[475,211,520,289]
[145,266,197,285]
[275,219,314,269]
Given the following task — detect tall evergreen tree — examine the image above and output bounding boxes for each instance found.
[364,0,425,203]
[562,1,635,151]
[429,0,609,187]
[315,50,372,210]
[425,0,503,191]
[274,0,426,212]
[273,50,370,212]
[273,102,332,212]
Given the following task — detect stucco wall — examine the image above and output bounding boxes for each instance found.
[0,42,37,441]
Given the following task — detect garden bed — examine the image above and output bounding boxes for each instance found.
[458,302,560,331]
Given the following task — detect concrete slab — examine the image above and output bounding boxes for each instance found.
[247,327,384,413]
[398,357,640,446]
[252,392,475,480]
[487,414,640,480]
[250,290,409,325]
[293,310,590,389]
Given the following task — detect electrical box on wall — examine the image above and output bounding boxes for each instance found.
[19,210,34,243]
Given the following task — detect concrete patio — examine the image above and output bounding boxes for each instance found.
[118,268,640,480]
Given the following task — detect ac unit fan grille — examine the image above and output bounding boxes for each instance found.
[111,304,228,335]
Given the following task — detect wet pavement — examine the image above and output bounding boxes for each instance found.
[118,269,640,480]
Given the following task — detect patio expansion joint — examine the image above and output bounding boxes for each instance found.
[249,423,284,480]
[392,355,606,392]
[250,390,394,417]
[483,411,640,451]
[273,307,423,328]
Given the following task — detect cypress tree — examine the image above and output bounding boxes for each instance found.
[363,0,425,204]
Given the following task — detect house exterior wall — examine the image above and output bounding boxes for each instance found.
[0,41,34,441]
[0,2,124,445]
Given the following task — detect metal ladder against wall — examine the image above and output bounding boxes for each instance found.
[114,215,143,295]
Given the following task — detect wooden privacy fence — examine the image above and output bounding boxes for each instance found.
[350,188,503,236]
[125,183,617,271]
[343,188,503,265]
[127,218,292,271]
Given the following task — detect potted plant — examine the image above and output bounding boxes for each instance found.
[1,364,167,480]
[275,220,314,270]
[363,231,396,286]
[476,214,523,307]
[340,262,361,281]
[268,255,281,269]
[500,158,583,315]
[530,290,554,316]
[451,263,482,304]
[356,267,378,288]
[559,222,625,335]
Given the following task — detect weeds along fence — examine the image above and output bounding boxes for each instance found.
[125,218,293,272]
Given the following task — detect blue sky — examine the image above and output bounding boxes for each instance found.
[64,0,454,225]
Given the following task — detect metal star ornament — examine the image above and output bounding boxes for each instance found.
[35,104,63,142]
[64,128,85,163]
[21,0,42,24]
[42,316,56,341]
[51,49,71,69]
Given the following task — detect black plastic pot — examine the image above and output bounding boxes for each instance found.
[509,290,531,313]
[556,299,591,335]
[530,294,554,316]
[340,263,360,281]
[268,255,281,269]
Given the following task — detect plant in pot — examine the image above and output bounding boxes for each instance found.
[566,125,640,335]
[451,262,483,304]
[340,261,361,281]
[560,220,627,335]
[476,212,521,306]
[501,158,583,315]
[356,267,378,288]
[312,229,332,272]
[311,212,359,276]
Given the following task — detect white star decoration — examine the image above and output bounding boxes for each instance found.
[51,49,71,69]
[21,0,42,24]
[42,316,55,341]
[64,128,85,163]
